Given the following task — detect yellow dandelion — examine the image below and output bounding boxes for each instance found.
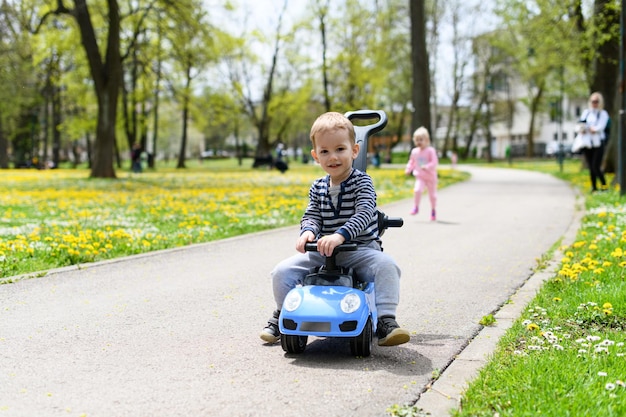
[526,323,539,331]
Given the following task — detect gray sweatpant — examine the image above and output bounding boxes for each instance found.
[271,241,401,318]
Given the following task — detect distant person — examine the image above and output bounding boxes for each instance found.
[577,92,609,192]
[275,142,285,162]
[131,143,142,173]
[450,151,458,169]
[274,142,288,173]
[371,150,381,168]
[405,127,439,220]
[260,111,409,347]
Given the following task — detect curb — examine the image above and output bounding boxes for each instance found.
[413,186,584,416]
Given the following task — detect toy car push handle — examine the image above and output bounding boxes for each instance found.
[344,110,388,172]
[304,242,358,254]
[305,242,357,273]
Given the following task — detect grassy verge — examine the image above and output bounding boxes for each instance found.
[448,159,626,416]
[0,160,469,281]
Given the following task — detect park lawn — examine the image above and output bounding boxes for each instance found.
[450,160,626,416]
[0,160,468,281]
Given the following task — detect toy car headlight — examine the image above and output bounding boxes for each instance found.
[283,291,302,312]
[340,293,361,314]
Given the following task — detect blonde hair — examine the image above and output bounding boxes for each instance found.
[310,112,356,148]
[589,92,605,110]
[412,126,431,146]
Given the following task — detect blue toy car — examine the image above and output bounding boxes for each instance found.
[279,213,402,357]
[279,243,376,356]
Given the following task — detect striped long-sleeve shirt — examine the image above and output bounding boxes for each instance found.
[300,168,380,244]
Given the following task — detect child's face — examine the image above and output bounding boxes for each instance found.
[311,128,360,184]
[413,135,428,147]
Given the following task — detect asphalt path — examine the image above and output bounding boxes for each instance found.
[0,165,577,417]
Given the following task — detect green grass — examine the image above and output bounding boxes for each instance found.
[446,159,626,416]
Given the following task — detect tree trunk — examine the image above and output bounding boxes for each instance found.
[121,74,133,151]
[63,0,122,179]
[593,0,619,173]
[570,0,619,172]
[463,90,487,160]
[52,85,62,167]
[91,89,118,178]
[251,2,286,163]
[177,101,189,169]
[526,84,544,157]
[150,79,160,169]
[410,0,431,134]
[317,1,331,112]
[150,31,162,170]
[177,66,192,169]
[0,112,8,169]
[442,93,459,157]
[43,87,50,168]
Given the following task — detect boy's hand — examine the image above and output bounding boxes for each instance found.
[296,231,316,253]
[317,233,345,257]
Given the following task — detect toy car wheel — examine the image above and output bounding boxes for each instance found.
[350,317,372,357]
[281,334,308,354]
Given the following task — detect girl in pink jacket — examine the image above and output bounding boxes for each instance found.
[405,127,438,220]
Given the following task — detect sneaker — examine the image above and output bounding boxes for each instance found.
[431,209,436,221]
[376,315,410,346]
[410,207,418,215]
[260,310,281,343]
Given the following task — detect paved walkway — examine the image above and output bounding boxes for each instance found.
[0,165,578,417]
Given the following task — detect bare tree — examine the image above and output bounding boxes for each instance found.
[410,0,431,134]
[440,0,470,157]
[229,0,288,164]
[314,0,331,112]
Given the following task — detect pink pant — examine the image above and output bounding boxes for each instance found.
[413,178,437,210]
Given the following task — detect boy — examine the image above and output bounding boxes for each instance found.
[260,112,409,347]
